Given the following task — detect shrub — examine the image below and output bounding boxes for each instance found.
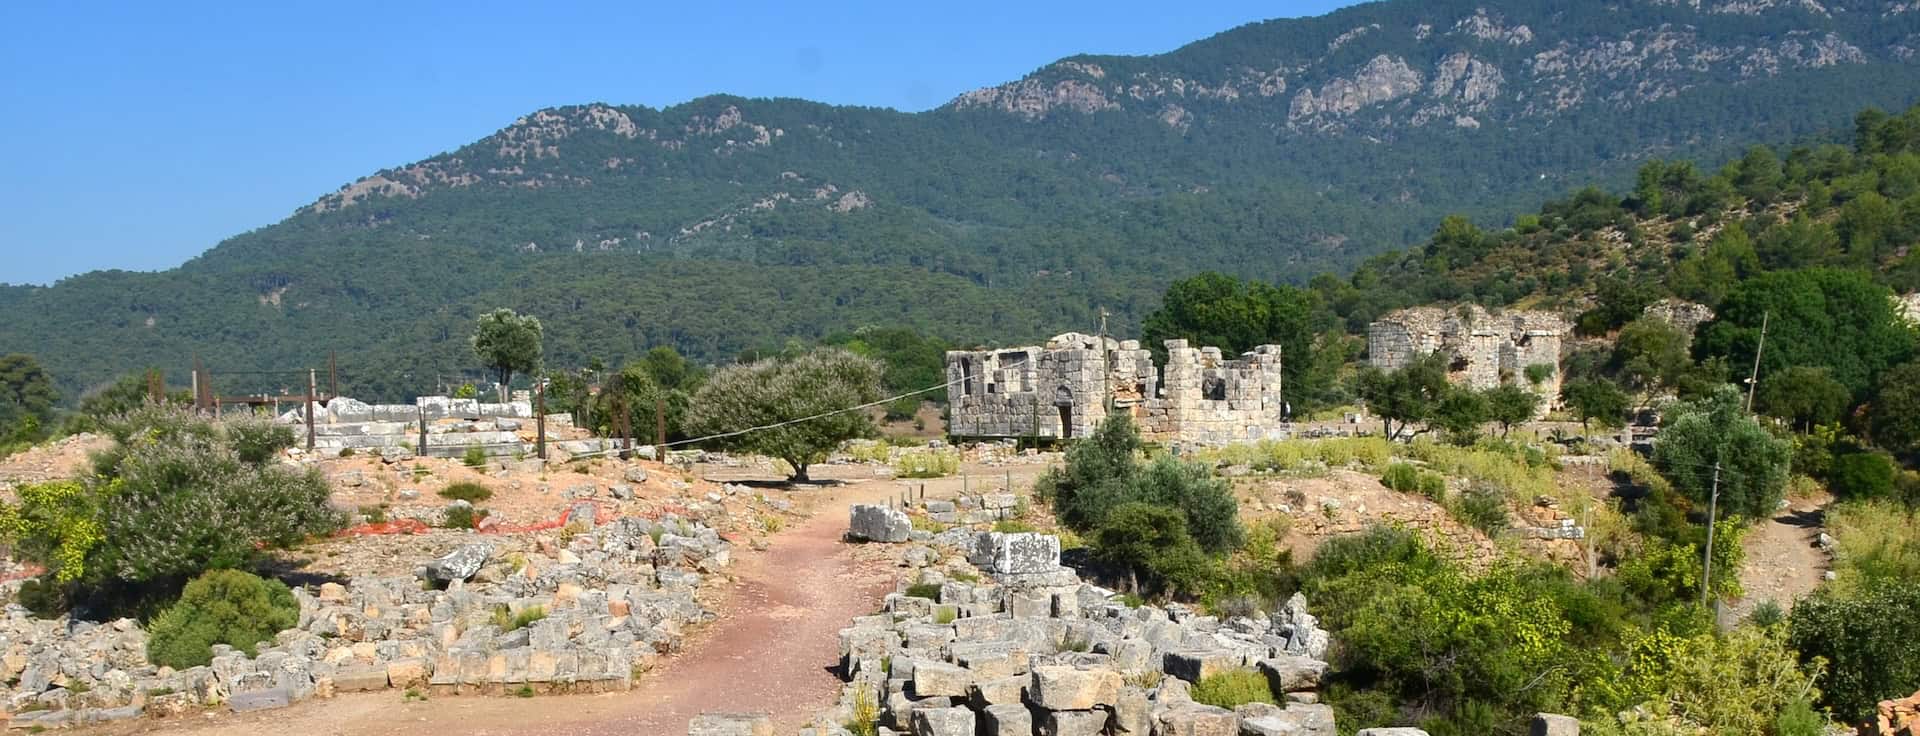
[146,570,298,668]
[892,448,958,479]
[1416,471,1448,502]
[904,583,942,601]
[1822,500,1920,592]
[1828,452,1896,500]
[1191,669,1275,709]
[491,604,546,632]
[932,607,957,625]
[0,407,344,600]
[845,686,880,736]
[437,482,493,503]
[992,519,1036,534]
[441,506,488,529]
[1448,487,1511,537]
[462,446,488,468]
[13,577,64,619]
[1381,462,1420,493]
[356,505,387,524]
[1790,580,1920,721]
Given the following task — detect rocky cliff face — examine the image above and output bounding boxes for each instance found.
[947,1,1904,134]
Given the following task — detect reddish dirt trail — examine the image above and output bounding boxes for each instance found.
[87,480,901,736]
[1728,494,1831,623]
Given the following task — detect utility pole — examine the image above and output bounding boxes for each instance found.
[305,368,318,453]
[1700,461,1722,608]
[1744,311,1769,414]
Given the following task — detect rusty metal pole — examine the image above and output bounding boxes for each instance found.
[305,369,318,453]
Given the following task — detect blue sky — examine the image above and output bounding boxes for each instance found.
[0,1,1358,285]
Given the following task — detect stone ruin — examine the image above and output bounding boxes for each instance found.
[277,395,620,460]
[946,333,1287,446]
[1366,305,1566,412]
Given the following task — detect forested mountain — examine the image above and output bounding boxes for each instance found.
[8,0,1920,400]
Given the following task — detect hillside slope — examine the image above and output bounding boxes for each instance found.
[7,0,1920,399]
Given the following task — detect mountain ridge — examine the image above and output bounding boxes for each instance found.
[7,0,1920,400]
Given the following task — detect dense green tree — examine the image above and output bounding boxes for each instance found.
[1432,388,1490,443]
[684,348,884,482]
[1612,318,1700,399]
[1756,366,1850,432]
[470,309,544,391]
[1355,353,1451,440]
[823,327,949,418]
[1693,269,1917,400]
[0,354,58,444]
[1141,273,1342,410]
[1483,384,1541,438]
[76,370,187,421]
[1869,362,1920,457]
[1652,386,1792,521]
[1092,502,1211,596]
[1562,379,1631,430]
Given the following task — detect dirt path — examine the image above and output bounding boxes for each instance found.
[87,477,905,736]
[1727,493,1831,623]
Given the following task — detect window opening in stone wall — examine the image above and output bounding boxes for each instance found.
[961,358,976,396]
[1202,375,1227,401]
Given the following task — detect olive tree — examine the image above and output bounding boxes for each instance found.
[685,348,884,482]
[1652,385,1791,521]
[469,309,543,391]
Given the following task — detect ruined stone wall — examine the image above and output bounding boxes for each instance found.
[1367,305,1566,414]
[947,335,1285,445]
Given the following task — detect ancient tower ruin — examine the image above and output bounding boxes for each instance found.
[1367,305,1567,409]
[945,333,1287,445]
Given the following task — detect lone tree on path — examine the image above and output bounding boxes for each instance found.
[685,348,884,482]
[470,309,543,393]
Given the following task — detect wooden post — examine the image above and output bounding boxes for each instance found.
[417,406,428,456]
[147,369,163,404]
[535,377,547,460]
[655,397,667,450]
[305,369,318,453]
[328,352,339,400]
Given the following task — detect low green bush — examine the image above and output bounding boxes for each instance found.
[491,604,546,632]
[1191,669,1275,709]
[462,446,488,468]
[1829,452,1897,500]
[146,570,298,668]
[904,583,942,601]
[1381,462,1420,493]
[442,506,489,529]
[1449,487,1511,537]
[1416,471,1448,502]
[437,482,493,503]
[992,519,1037,534]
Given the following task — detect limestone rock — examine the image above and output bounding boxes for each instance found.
[1030,665,1121,710]
[849,505,911,543]
[980,703,1031,736]
[1157,704,1239,736]
[912,661,972,698]
[911,705,975,736]
[688,712,774,736]
[416,543,494,585]
[1531,713,1580,736]
[1356,729,1432,736]
[1258,656,1327,694]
